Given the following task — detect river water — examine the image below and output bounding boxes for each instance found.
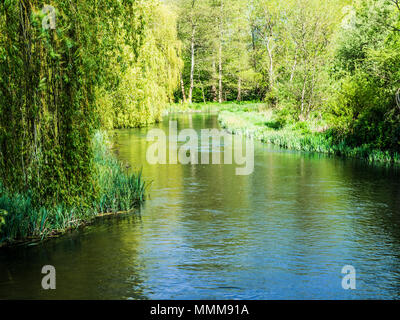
[1,112,400,299]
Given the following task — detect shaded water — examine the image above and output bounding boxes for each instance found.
[1,112,400,299]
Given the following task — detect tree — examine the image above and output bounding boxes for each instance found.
[331,0,400,151]
[173,0,212,103]
[97,1,183,129]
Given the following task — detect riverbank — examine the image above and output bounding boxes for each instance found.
[164,101,264,114]
[0,131,147,248]
[217,105,400,165]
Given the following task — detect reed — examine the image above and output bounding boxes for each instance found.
[0,131,147,245]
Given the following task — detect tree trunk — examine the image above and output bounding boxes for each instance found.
[180,73,187,103]
[188,24,196,104]
[218,1,223,103]
[198,74,206,103]
[218,43,223,103]
[237,77,242,101]
[290,48,298,83]
[266,37,274,90]
[306,61,318,120]
[300,74,307,119]
[251,27,257,70]
[211,59,217,102]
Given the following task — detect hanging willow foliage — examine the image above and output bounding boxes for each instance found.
[97,1,183,129]
[0,0,147,207]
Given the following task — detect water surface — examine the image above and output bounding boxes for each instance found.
[1,112,400,299]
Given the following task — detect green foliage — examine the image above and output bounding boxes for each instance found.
[2,0,400,242]
[93,132,147,213]
[0,131,146,244]
[165,101,266,113]
[171,0,349,116]
[212,0,400,159]
[333,0,396,73]
[97,1,183,129]
[0,0,147,208]
[0,1,156,243]
[219,107,400,164]
[0,209,7,234]
[331,0,400,153]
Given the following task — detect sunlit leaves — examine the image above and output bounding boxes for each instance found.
[0,0,148,207]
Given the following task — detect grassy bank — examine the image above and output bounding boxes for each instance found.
[217,105,400,165]
[0,132,146,247]
[164,101,265,114]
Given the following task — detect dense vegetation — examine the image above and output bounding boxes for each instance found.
[97,2,182,129]
[1,0,400,243]
[0,132,146,241]
[172,0,400,161]
[0,0,177,244]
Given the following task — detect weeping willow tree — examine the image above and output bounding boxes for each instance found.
[0,0,146,207]
[97,1,183,129]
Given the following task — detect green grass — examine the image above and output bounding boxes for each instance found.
[218,108,400,165]
[0,131,147,246]
[164,101,268,114]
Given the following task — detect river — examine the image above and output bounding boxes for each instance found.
[1,112,400,299]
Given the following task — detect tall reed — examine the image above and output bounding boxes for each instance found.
[0,131,147,245]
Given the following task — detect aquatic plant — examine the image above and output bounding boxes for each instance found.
[0,131,146,245]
